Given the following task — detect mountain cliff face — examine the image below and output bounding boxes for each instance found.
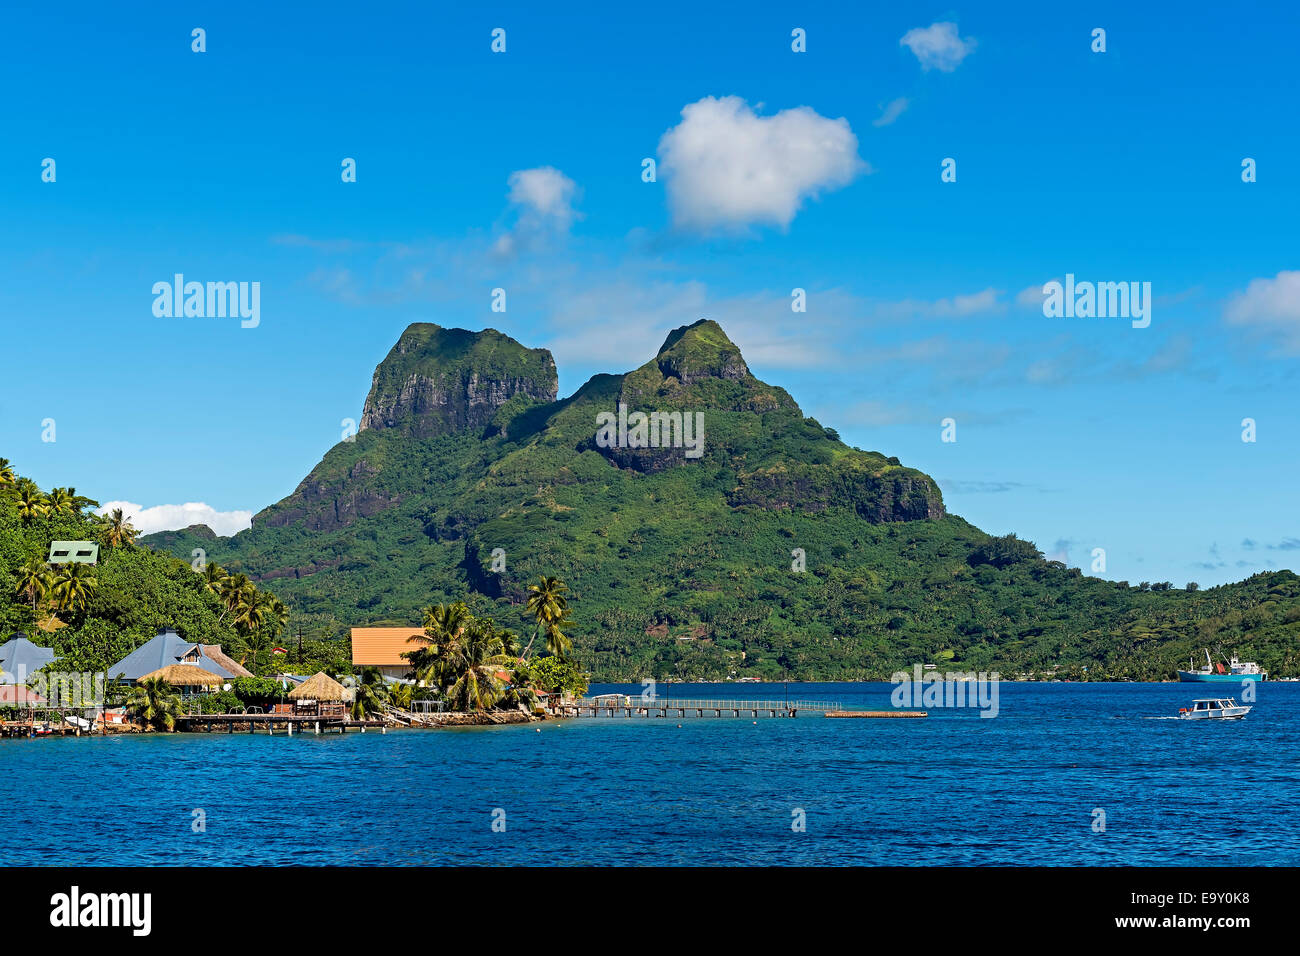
[143,318,956,674]
[142,318,1300,682]
[359,324,557,438]
[250,324,558,534]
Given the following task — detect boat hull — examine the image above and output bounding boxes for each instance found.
[1179,707,1251,719]
[1177,671,1264,682]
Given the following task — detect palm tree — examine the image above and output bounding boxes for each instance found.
[51,563,97,614]
[0,457,14,487]
[403,636,441,686]
[235,622,271,675]
[47,487,75,517]
[497,627,522,658]
[423,601,472,642]
[500,663,542,713]
[233,595,266,635]
[260,594,290,637]
[542,616,573,658]
[14,484,48,524]
[66,487,98,514]
[524,576,573,659]
[388,681,413,710]
[201,561,228,593]
[217,573,255,624]
[443,618,515,711]
[126,677,182,731]
[349,668,390,720]
[14,556,53,615]
[405,602,473,686]
[101,507,138,548]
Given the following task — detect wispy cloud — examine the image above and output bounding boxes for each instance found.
[900,22,977,72]
[1045,538,1073,564]
[272,234,369,254]
[1224,270,1300,353]
[939,479,1031,494]
[494,166,582,257]
[876,287,1004,319]
[873,96,910,127]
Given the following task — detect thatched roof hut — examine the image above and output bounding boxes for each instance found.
[136,664,225,687]
[288,671,352,702]
[200,645,254,679]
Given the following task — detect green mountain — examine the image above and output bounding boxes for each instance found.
[142,320,1300,680]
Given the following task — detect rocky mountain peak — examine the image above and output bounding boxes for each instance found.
[654,319,750,384]
[359,323,558,438]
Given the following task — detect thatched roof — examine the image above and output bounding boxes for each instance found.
[288,671,351,701]
[136,664,226,686]
[201,645,254,679]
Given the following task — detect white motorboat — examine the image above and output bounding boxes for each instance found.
[1178,697,1251,720]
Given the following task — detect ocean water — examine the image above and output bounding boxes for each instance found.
[2,682,1297,866]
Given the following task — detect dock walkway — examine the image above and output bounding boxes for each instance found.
[553,697,844,718]
[176,713,386,734]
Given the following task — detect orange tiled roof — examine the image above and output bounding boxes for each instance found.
[351,627,429,667]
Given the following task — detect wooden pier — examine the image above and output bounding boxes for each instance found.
[552,697,845,719]
[1,719,86,738]
[176,713,387,735]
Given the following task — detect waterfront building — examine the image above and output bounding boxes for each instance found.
[350,627,427,679]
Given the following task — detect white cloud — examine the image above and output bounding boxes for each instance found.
[877,287,1004,319]
[657,95,867,232]
[1016,280,1055,309]
[96,501,252,537]
[506,167,579,229]
[873,97,910,127]
[494,166,581,256]
[900,22,977,72]
[1225,270,1300,352]
[835,400,929,427]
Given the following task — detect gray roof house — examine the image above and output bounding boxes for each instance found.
[106,628,242,682]
[0,633,58,685]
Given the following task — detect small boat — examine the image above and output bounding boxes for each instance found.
[1178,697,1251,720]
[1177,649,1266,682]
[63,714,93,731]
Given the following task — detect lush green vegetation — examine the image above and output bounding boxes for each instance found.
[0,459,342,678]
[134,322,1300,682]
[404,590,587,712]
[125,677,182,731]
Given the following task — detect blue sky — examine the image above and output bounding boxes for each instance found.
[2,1,1297,586]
